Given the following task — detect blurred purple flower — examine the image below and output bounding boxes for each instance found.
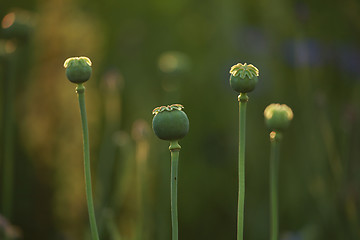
[336,44,360,77]
[233,27,269,56]
[283,39,325,67]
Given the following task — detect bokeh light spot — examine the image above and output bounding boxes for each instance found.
[5,40,16,54]
[2,12,15,29]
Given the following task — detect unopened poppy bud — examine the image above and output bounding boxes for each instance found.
[64,56,92,84]
[152,104,189,141]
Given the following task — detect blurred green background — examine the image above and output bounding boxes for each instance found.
[1,0,360,239]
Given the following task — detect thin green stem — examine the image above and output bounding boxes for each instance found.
[76,84,100,240]
[269,132,281,240]
[237,93,248,240]
[2,53,16,227]
[136,140,148,240]
[169,141,181,240]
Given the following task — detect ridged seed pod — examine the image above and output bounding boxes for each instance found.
[229,63,259,93]
[264,103,293,132]
[152,104,189,141]
[64,56,92,84]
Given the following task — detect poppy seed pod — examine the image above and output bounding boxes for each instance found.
[264,103,293,132]
[229,63,259,93]
[64,56,92,84]
[152,104,189,141]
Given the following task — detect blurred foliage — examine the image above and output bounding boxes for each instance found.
[0,0,360,239]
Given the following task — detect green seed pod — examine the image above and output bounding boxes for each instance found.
[152,104,189,141]
[229,63,259,93]
[64,56,92,84]
[264,103,293,132]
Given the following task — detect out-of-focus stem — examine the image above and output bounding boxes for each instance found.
[269,131,281,240]
[2,52,16,226]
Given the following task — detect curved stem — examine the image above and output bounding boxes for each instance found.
[169,141,181,240]
[269,132,281,240]
[237,93,248,240]
[76,84,100,240]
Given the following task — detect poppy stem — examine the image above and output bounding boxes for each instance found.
[76,84,100,240]
[270,132,281,240]
[169,141,181,240]
[237,93,248,240]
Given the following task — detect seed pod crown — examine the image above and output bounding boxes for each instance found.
[229,63,259,93]
[64,56,92,84]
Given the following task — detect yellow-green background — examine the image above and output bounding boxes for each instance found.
[1,0,360,239]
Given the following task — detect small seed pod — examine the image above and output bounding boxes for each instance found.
[229,63,259,93]
[64,56,92,84]
[152,104,189,141]
[264,103,293,132]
